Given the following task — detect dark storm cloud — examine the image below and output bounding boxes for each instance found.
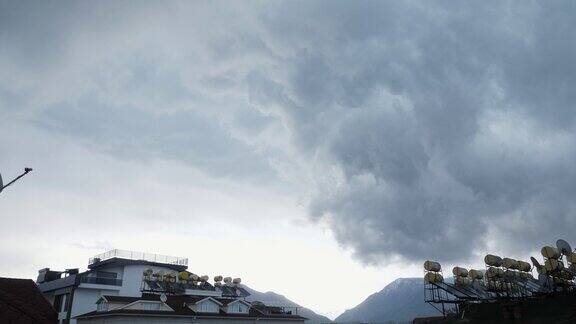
[2,0,576,264]
[249,0,576,263]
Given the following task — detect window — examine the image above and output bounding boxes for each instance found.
[52,293,70,313]
[196,300,219,313]
[226,302,248,314]
[53,294,63,312]
[96,271,117,279]
[143,302,159,310]
[97,302,108,312]
[63,293,72,312]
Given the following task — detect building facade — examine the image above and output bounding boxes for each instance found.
[77,294,305,324]
[36,249,305,324]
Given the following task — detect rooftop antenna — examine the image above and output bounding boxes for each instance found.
[0,168,33,195]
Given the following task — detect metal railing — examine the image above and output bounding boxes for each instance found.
[88,249,188,267]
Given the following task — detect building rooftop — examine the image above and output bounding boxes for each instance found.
[88,249,188,268]
[78,294,307,321]
[0,277,58,323]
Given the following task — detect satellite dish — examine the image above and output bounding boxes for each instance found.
[0,172,3,193]
[531,256,542,268]
[556,239,573,256]
[160,293,167,303]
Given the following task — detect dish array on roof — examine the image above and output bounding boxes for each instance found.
[422,238,576,318]
[142,269,250,298]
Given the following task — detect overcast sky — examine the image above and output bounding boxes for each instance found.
[2,0,576,319]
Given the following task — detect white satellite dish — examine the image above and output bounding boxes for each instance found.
[556,239,573,256]
[160,293,167,303]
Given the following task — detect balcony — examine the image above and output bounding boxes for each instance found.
[88,249,188,267]
[79,275,123,286]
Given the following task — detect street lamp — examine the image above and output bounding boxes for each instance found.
[0,167,33,194]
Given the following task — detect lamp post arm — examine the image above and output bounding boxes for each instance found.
[0,168,33,193]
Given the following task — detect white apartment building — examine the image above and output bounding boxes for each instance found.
[36,249,305,324]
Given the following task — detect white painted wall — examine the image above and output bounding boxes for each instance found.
[70,287,120,324]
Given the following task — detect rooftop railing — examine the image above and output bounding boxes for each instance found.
[88,249,188,267]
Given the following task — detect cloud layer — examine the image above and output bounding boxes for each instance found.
[242,1,576,263]
[2,1,576,266]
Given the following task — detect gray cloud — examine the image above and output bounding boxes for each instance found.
[36,93,279,183]
[249,0,576,263]
[2,0,576,266]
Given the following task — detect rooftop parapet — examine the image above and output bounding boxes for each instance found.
[89,249,188,267]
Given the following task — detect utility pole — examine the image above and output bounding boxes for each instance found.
[0,168,33,194]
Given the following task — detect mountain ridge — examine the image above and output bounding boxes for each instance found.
[242,285,332,324]
[335,278,439,323]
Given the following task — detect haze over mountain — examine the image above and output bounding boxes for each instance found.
[335,278,439,323]
[243,285,332,324]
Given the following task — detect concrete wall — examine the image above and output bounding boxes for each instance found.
[70,287,120,324]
